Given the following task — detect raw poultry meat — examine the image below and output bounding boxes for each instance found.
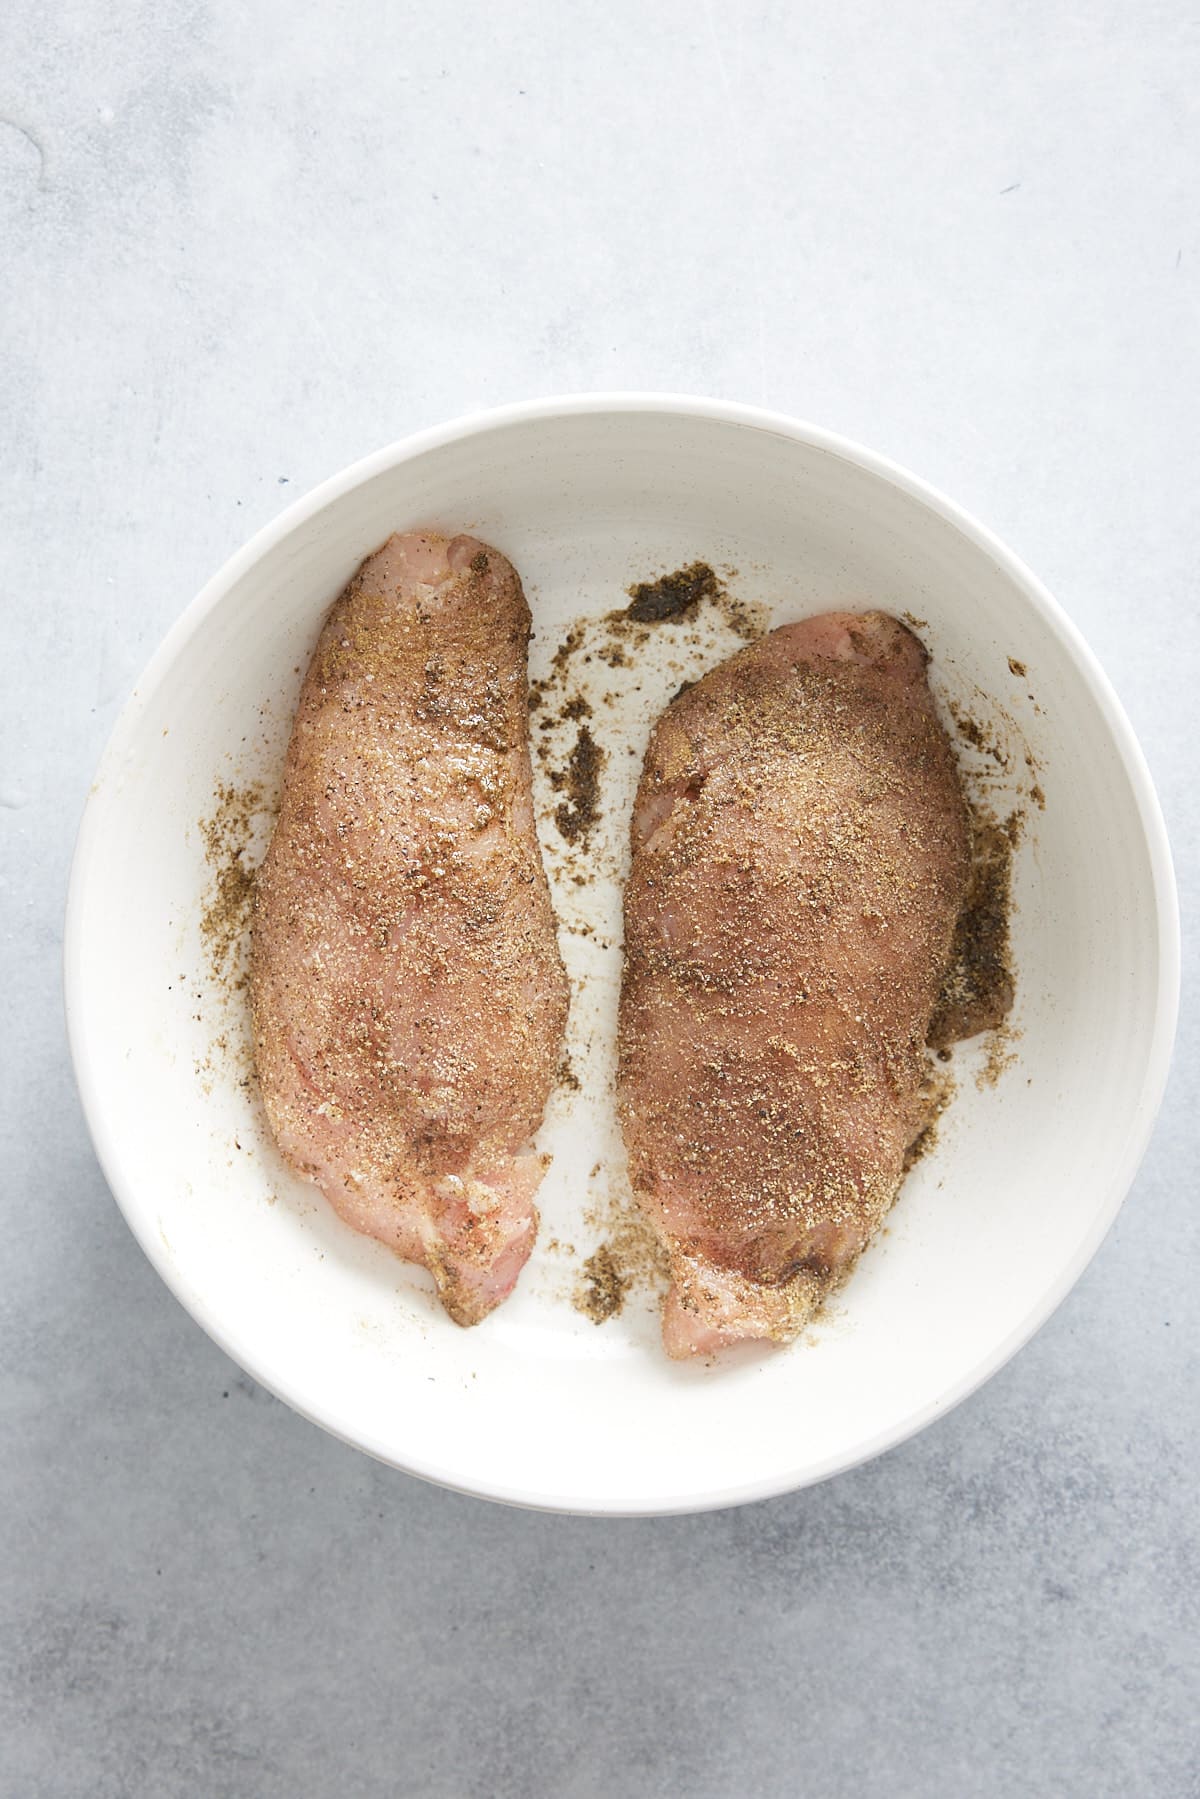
[618,611,972,1357]
[251,532,569,1325]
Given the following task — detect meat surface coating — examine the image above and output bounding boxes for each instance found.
[251,532,569,1325]
[617,611,972,1358]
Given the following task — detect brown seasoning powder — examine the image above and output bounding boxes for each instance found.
[552,723,605,844]
[625,562,724,623]
[576,1245,630,1322]
[199,781,266,984]
[533,561,766,862]
[929,810,1018,1049]
[572,1189,671,1324]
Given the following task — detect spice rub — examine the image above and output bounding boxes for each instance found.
[617,610,1010,1359]
[249,531,569,1327]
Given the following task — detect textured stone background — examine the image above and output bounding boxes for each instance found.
[2,2,1197,1793]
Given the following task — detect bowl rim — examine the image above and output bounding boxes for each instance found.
[63,391,1182,1515]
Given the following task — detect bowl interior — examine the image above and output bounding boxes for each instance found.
[67,404,1175,1512]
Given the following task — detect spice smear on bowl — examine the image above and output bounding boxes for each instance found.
[929,809,1019,1050]
[194,779,275,1095]
[199,781,266,987]
[550,720,605,845]
[529,562,767,864]
[576,1245,629,1322]
[572,1187,671,1324]
[625,561,724,623]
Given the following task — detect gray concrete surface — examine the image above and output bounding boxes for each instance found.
[2,1,1197,1793]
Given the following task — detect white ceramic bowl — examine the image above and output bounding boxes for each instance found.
[65,396,1179,1515]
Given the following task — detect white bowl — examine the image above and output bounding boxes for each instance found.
[65,396,1179,1515]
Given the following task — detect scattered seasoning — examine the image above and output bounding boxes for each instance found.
[195,780,273,1094]
[530,562,766,871]
[929,808,1018,1049]
[948,704,1009,768]
[1007,656,1027,678]
[980,1026,1020,1087]
[550,623,585,673]
[199,782,266,985]
[576,1244,629,1322]
[551,723,605,844]
[625,561,724,623]
[572,1190,670,1324]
